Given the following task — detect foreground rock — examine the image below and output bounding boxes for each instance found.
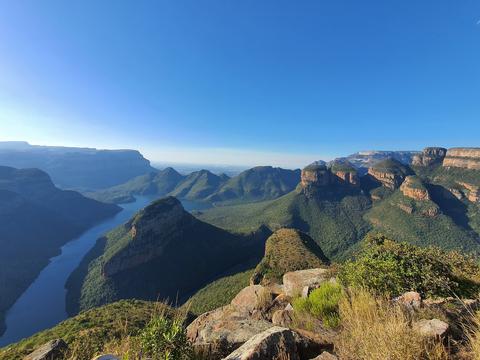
[231,285,273,315]
[187,305,273,356]
[413,319,449,338]
[310,352,338,360]
[223,326,300,360]
[24,339,67,360]
[283,268,331,297]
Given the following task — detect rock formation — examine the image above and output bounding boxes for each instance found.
[367,159,411,190]
[400,176,430,201]
[443,148,480,170]
[412,147,447,167]
[301,164,332,189]
[329,160,359,186]
[458,182,480,203]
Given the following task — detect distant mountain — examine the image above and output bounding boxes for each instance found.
[88,166,300,205]
[86,168,185,204]
[66,197,267,314]
[0,142,155,190]
[328,150,419,175]
[0,166,120,336]
[199,148,480,260]
[207,166,301,203]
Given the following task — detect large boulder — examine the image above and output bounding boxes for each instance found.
[223,326,300,360]
[23,339,67,360]
[231,285,273,314]
[187,305,272,356]
[310,352,338,360]
[283,269,331,297]
[413,319,449,338]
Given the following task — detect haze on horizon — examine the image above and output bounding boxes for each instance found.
[1,1,479,168]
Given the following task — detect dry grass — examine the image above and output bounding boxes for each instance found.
[336,289,449,360]
[464,312,480,360]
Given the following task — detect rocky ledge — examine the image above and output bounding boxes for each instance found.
[367,158,411,190]
[443,148,480,170]
[400,176,430,201]
[411,147,447,167]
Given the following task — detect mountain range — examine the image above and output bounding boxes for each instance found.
[0,142,154,191]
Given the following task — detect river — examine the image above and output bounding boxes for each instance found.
[0,196,210,347]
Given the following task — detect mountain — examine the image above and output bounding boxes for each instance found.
[207,166,301,204]
[167,170,228,200]
[328,150,419,175]
[198,149,480,260]
[0,141,155,190]
[86,167,185,204]
[0,166,120,336]
[88,166,300,205]
[66,197,268,315]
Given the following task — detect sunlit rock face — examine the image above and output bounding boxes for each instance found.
[443,148,480,170]
[412,147,447,167]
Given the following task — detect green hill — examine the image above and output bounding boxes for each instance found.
[207,166,300,204]
[169,170,227,200]
[0,166,120,336]
[66,197,267,315]
[251,228,329,284]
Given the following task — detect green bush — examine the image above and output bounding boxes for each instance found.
[293,282,343,328]
[338,234,480,298]
[139,316,192,360]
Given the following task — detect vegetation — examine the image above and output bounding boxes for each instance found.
[293,282,343,328]
[336,288,448,360]
[252,228,329,284]
[0,300,173,360]
[339,234,480,298]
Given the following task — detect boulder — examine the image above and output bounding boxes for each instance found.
[310,352,338,360]
[231,285,273,314]
[272,309,294,327]
[187,305,272,356]
[24,339,67,360]
[413,319,449,338]
[223,326,300,360]
[394,291,422,310]
[283,269,331,297]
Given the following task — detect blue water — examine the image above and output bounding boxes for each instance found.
[0,196,210,347]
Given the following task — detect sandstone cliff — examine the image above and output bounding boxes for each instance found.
[412,147,447,167]
[400,176,430,201]
[443,148,480,170]
[367,159,412,190]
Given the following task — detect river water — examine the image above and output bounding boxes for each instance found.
[0,196,210,347]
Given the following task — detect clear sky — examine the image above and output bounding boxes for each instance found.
[0,1,479,168]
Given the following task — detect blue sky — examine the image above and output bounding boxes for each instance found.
[0,1,479,167]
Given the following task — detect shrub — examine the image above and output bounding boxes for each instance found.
[336,288,448,360]
[338,234,480,298]
[292,282,343,328]
[138,316,192,360]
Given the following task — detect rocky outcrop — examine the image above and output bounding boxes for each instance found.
[24,339,67,360]
[301,165,332,188]
[458,182,480,203]
[412,147,447,167]
[231,285,274,315]
[367,159,411,190]
[102,197,189,277]
[330,160,359,187]
[443,148,480,170]
[282,269,331,297]
[400,176,430,201]
[413,319,449,338]
[223,326,300,360]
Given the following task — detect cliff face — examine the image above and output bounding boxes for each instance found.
[412,147,447,167]
[300,161,359,194]
[457,182,480,203]
[367,159,411,190]
[400,176,430,201]
[300,165,331,189]
[443,148,480,170]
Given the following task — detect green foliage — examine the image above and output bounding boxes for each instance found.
[293,282,343,328]
[338,234,480,298]
[139,316,192,360]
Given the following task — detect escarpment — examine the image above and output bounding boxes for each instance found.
[412,147,447,167]
[400,176,430,201]
[443,148,480,170]
[367,158,412,190]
